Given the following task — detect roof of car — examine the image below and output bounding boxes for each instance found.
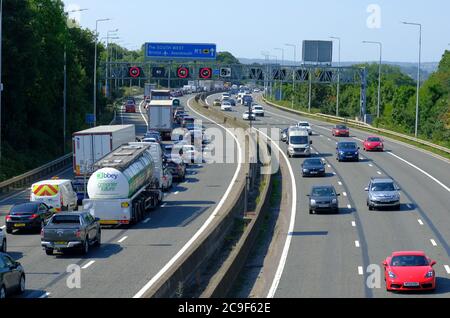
[392,251,426,257]
[311,184,335,189]
[371,177,394,183]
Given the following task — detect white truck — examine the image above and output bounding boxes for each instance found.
[148,100,174,140]
[82,142,163,226]
[72,125,136,203]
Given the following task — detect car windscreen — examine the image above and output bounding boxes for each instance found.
[298,123,309,127]
[253,106,263,110]
[371,182,395,192]
[311,187,335,197]
[11,203,38,214]
[336,125,347,129]
[304,159,323,166]
[290,136,309,144]
[338,143,357,150]
[367,137,381,142]
[390,255,428,267]
[50,215,80,224]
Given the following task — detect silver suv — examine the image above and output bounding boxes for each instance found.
[365,177,401,211]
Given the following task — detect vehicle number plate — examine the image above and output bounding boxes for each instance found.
[14,223,26,227]
[318,204,329,208]
[404,282,419,287]
[54,242,67,246]
[310,171,318,174]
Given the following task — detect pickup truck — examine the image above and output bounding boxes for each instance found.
[41,212,101,255]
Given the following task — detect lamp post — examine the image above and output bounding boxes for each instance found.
[274,48,284,100]
[402,21,422,138]
[285,43,297,108]
[105,29,118,99]
[330,36,341,116]
[93,18,110,127]
[261,51,270,97]
[269,55,278,99]
[362,41,382,118]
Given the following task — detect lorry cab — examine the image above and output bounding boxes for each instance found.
[31,179,78,212]
[287,130,312,158]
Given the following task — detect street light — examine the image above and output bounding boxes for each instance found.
[330,36,341,116]
[105,29,119,98]
[402,21,422,138]
[93,18,111,127]
[274,48,285,100]
[62,8,88,153]
[285,44,297,108]
[362,41,382,118]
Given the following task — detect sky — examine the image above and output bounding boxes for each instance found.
[63,0,450,63]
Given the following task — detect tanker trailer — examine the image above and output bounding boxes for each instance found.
[82,142,163,226]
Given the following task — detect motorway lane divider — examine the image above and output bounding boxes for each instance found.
[260,96,450,159]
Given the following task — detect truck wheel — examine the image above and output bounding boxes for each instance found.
[45,248,54,256]
[17,275,26,295]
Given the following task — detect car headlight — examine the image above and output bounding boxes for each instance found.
[310,199,316,205]
[388,271,396,279]
[303,169,309,172]
[332,199,337,204]
[425,270,434,278]
[339,151,344,154]
[354,152,359,155]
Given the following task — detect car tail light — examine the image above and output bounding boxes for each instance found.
[40,229,45,238]
[76,230,81,238]
[5,215,11,221]
[30,214,39,219]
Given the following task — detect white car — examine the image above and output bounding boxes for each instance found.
[0,228,6,253]
[221,102,232,111]
[243,111,256,121]
[252,105,265,117]
[221,94,231,101]
[297,121,312,135]
[175,145,203,164]
[161,168,173,192]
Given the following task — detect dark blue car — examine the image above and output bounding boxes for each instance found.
[243,95,253,107]
[336,141,360,162]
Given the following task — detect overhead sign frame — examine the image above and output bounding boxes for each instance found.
[145,42,217,61]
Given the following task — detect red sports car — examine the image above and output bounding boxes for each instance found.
[383,251,437,292]
[363,136,384,151]
[332,124,350,137]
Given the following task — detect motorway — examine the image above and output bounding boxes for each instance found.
[207,93,450,298]
[0,95,239,298]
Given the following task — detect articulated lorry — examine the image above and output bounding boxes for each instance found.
[82,142,163,226]
[72,125,136,204]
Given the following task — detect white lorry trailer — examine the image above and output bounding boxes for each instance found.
[148,100,174,140]
[72,125,136,203]
[83,142,163,226]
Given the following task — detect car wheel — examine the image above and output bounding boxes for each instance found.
[395,204,401,211]
[94,230,101,247]
[1,239,6,253]
[18,275,26,294]
[82,239,89,255]
[0,285,6,299]
[6,228,12,234]
[368,205,373,211]
[45,248,54,256]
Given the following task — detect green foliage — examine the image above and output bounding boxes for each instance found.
[217,52,240,65]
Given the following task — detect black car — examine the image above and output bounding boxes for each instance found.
[165,159,186,182]
[307,185,340,214]
[336,141,360,162]
[5,202,53,234]
[0,253,26,298]
[302,158,326,177]
[229,99,236,106]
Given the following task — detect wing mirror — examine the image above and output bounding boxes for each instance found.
[383,260,388,267]
[310,141,313,145]
[430,260,437,266]
[336,193,341,197]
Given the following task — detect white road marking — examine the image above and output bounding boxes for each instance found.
[161,203,167,208]
[387,152,450,193]
[352,221,356,227]
[430,239,437,247]
[0,225,5,230]
[262,130,297,299]
[347,204,352,209]
[174,191,180,195]
[418,219,424,226]
[138,100,149,126]
[319,135,323,138]
[327,138,331,141]
[355,241,360,248]
[327,164,331,168]
[134,96,243,298]
[353,137,364,142]
[368,164,373,167]
[338,181,343,186]
[39,292,51,298]
[118,236,128,243]
[343,192,348,197]
[358,266,364,275]
[332,172,336,175]
[444,265,450,274]
[143,218,150,224]
[82,261,95,269]
[377,171,382,175]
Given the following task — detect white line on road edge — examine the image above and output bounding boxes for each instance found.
[133,96,243,298]
[418,219,424,226]
[377,171,382,175]
[82,261,95,269]
[347,204,352,209]
[387,152,450,193]
[338,181,343,186]
[358,266,364,275]
[444,265,450,274]
[368,164,373,167]
[353,137,364,142]
[0,225,5,230]
[263,129,297,299]
[143,218,150,224]
[430,239,438,247]
[343,192,348,197]
[118,236,128,243]
[327,164,331,168]
[161,203,167,208]
[352,221,356,227]
[355,241,360,248]
[39,292,51,298]
[139,100,149,126]
[174,191,180,195]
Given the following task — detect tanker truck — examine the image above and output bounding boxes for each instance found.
[82,142,163,226]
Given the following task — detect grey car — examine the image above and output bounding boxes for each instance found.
[41,212,101,255]
[308,185,340,214]
[365,177,401,211]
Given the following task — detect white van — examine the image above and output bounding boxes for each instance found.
[287,130,312,158]
[31,179,78,212]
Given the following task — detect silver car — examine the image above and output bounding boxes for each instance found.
[0,228,6,253]
[365,177,401,210]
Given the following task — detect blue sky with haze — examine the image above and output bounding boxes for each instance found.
[63,0,450,63]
